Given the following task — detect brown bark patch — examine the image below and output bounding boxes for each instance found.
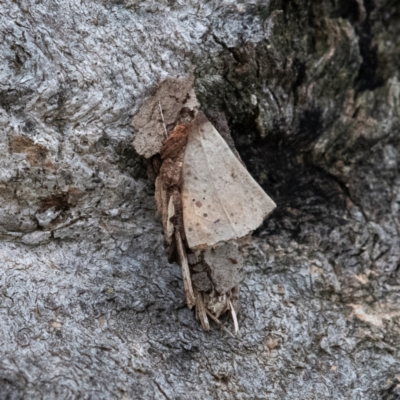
[40,192,70,212]
[9,136,50,167]
[39,186,83,213]
[67,187,85,207]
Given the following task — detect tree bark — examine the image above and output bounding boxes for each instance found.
[1,1,400,399]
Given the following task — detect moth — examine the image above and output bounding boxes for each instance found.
[132,76,276,334]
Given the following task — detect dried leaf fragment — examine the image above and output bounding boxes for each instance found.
[182,112,276,250]
[132,77,198,158]
[203,242,243,294]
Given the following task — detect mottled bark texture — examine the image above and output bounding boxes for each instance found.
[0,1,400,399]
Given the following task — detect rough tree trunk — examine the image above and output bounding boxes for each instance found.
[1,1,400,399]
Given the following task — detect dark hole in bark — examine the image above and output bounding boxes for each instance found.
[230,108,348,240]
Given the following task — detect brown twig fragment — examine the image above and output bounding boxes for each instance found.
[229,300,239,334]
[175,230,196,309]
[194,288,210,331]
[158,101,168,139]
[205,310,235,338]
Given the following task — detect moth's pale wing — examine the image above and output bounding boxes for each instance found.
[182,113,276,250]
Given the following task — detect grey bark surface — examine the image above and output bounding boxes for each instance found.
[1,1,400,399]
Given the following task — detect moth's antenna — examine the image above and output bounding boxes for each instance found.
[158,101,168,139]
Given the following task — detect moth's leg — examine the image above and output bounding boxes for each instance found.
[175,230,196,309]
[194,288,210,330]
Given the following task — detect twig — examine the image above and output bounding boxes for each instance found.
[194,288,210,330]
[205,310,235,338]
[229,300,239,334]
[175,230,196,309]
[159,101,168,138]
